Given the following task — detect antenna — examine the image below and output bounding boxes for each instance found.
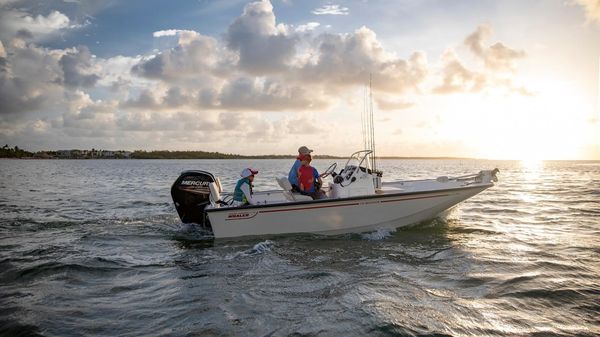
[362,85,369,156]
[361,74,378,172]
[597,56,600,158]
[369,74,377,172]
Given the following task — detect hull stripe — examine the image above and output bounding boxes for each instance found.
[259,202,360,214]
[253,192,450,215]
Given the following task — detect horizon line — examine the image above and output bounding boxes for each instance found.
[2,145,599,161]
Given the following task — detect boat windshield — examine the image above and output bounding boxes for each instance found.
[343,150,373,171]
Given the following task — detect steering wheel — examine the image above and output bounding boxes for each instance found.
[319,162,337,178]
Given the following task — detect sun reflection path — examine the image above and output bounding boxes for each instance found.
[519,158,543,172]
[517,159,544,203]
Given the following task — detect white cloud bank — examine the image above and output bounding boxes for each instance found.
[0,0,532,152]
[0,8,85,42]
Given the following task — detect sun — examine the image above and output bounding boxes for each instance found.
[461,79,597,160]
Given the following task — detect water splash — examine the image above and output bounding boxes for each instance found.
[361,228,395,240]
[225,240,275,260]
[251,240,274,254]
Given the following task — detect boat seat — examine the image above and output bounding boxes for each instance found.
[209,182,230,207]
[276,177,312,202]
[215,177,223,193]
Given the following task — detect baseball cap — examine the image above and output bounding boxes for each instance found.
[240,168,258,178]
[298,146,313,155]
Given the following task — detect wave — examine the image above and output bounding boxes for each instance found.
[491,287,600,303]
[568,207,600,214]
[0,319,44,337]
[0,261,124,284]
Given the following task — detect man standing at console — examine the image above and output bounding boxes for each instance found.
[288,146,313,192]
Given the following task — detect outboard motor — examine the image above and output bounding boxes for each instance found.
[171,170,216,229]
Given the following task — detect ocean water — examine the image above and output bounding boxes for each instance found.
[0,158,598,337]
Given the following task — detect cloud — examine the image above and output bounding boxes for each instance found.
[295,27,429,93]
[0,76,47,114]
[59,46,101,88]
[121,89,161,110]
[218,77,329,111]
[0,9,77,41]
[132,31,220,80]
[225,0,297,74]
[153,29,191,38]
[60,91,117,133]
[434,25,528,95]
[433,49,486,94]
[120,76,331,112]
[285,115,326,135]
[163,87,192,108]
[96,55,141,88]
[376,97,415,110]
[312,4,349,15]
[0,8,101,116]
[1,0,538,153]
[0,38,125,118]
[130,2,430,111]
[464,25,525,72]
[0,39,64,115]
[295,22,320,33]
[573,0,600,24]
[0,40,6,72]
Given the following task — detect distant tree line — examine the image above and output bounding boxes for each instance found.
[1,146,347,160]
[0,146,303,159]
[0,145,33,158]
[130,150,297,159]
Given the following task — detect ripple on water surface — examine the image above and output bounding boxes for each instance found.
[0,159,599,336]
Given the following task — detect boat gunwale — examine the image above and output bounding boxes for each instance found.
[205,182,493,213]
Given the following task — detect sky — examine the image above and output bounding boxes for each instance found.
[0,0,599,159]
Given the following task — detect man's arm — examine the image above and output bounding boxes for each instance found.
[288,160,300,185]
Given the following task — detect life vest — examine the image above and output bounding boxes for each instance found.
[233,177,252,203]
[298,165,317,193]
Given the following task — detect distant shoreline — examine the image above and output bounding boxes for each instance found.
[3,146,596,161]
[0,146,475,160]
[0,156,476,160]
[3,156,599,161]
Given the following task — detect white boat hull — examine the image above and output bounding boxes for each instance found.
[206,184,492,238]
[171,151,499,239]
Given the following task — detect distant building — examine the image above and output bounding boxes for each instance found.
[54,149,131,159]
[120,151,132,158]
[89,149,100,158]
[57,150,71,158]
[33,152,53,159]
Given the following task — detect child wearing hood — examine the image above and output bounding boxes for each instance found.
[233,167,258,206]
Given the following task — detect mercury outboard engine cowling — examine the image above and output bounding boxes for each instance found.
[171,170,216,228]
